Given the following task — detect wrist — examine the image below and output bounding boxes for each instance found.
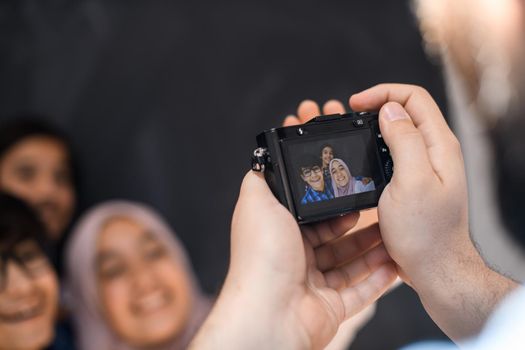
[407,234,518,341]
[190,274,308,350]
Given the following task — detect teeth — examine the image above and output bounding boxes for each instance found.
[19,308,36,318]
[133,291,171,314]
[0,302,43,323]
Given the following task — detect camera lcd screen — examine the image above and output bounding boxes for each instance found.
[282,128,385,221]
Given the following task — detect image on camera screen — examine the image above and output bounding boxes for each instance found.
[284,129,381,215]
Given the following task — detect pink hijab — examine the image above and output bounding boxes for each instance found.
[64,200,212,350]
[329,158,356,197]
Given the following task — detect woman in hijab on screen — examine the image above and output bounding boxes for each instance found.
[64,201,211,350]
[329,158,375,198]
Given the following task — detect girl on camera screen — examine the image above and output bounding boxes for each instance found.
[329,158,375,197]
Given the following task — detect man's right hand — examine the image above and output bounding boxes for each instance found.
[350,84,518,341]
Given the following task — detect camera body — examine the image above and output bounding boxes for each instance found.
[253,112,393,224]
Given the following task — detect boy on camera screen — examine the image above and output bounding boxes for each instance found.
[298,154,334,204]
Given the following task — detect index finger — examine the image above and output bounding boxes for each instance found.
[350,84,463,184]
[350,84,456,150]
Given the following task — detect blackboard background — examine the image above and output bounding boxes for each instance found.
[0,1,450,348]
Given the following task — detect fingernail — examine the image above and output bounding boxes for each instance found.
[382,103,409,122]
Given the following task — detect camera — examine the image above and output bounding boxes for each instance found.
[252,112,393,224]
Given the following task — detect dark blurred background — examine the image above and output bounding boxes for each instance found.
[0,1,448,348]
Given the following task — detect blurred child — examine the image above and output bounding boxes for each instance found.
[0,117,77,242]
[0,192,59,350]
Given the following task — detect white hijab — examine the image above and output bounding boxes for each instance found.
[329,158,356,197]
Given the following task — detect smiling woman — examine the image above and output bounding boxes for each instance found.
[0,192,58,350]
[329,158,375,198]
[64,201,211,350]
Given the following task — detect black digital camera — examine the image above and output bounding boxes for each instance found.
[252,112,393,224]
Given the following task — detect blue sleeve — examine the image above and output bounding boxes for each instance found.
[400,341,458,350]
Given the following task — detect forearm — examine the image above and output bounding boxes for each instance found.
[410,238,518,342]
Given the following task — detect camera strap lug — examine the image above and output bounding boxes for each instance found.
[251,147,269,172]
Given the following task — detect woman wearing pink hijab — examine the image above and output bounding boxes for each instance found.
[64,201,211,350]
[329,158,376,197]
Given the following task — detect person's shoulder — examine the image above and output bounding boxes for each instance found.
[353,180,366,191]
[301,188,313,204]
[354,179,375,192]
[301,194,308,204]
[400,341,458,350]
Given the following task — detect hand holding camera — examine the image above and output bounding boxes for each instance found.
[193,84,517,350]
[353,85,516,341]
[191,99,397,350]
[252,84,514,341]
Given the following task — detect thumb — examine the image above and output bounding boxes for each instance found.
[237,171,281,208]
[230,171,302,278]
[232,171,291,241]
[379,102,434,184]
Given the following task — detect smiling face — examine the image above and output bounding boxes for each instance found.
[301,165,325,192]
[330,160,350,188]
[321,146,334,169]
[0,136,75,240]
[96,217,193,348]
[0,241,58,350]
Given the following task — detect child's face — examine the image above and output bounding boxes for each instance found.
[301,166,325,192]
[0,136,75,240]
[0,240,58,350]
[321,147,334,167]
